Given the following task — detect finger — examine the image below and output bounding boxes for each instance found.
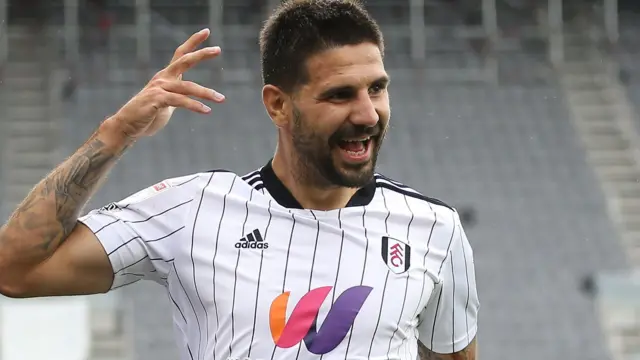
[163,46,221,78]
[161,80,225,103]
[171,28,210,63]
[161,92,212,114]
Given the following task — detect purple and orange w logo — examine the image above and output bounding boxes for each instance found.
[269,285,373,355]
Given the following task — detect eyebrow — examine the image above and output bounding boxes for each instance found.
[375,76,391,87]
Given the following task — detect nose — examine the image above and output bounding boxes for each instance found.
[349,93,379,127]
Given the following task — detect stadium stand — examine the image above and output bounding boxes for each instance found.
[1,0,636,359]
[617,13,640,133]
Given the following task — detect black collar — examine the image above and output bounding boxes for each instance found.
[259,160,377,209]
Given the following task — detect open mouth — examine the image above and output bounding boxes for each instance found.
[336,136,374,162]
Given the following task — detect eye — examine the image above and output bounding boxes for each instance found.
[327,89,353,101]
[369,83,386,95]
[331,90,351,99]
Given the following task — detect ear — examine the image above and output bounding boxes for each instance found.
[262,85,290,128]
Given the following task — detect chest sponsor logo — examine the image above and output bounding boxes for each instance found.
[269,285,373,355]
[381,236,411,274]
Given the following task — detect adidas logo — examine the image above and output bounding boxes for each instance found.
[100,202,122,212]
[235,229,269,250]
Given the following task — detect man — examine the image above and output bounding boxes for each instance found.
[0,1,479,359]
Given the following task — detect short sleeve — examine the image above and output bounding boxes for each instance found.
[417,211,479,353]
[78,175,200,290]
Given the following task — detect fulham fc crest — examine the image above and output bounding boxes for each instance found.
[381,236,411,274]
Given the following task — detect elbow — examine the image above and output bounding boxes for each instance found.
[0,234,37,299]
[0,285,30,298]
[0,261,31,299]
[0,277,30,298]
[0,264,38,298]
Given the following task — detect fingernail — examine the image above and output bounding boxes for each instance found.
[209,46,221,54]
[202,104,211,112]
[199,28,209,34]
[213,92,225,101]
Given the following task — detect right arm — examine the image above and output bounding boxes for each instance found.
[0,28,223,298]
[0,123,130,297]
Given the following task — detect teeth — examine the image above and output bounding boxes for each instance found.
[346,149,366,155]
[344,136,371,143]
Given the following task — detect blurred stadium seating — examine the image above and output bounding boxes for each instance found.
[1,0,639,360]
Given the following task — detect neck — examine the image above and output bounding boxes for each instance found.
[271,149,358,211]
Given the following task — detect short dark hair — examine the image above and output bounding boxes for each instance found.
[259,0,384,93]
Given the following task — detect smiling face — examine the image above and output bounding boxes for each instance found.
[259,0,388,190]
[284,43,390,188]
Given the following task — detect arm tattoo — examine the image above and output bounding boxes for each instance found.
[0,133,128,268]
[417,340,475,360]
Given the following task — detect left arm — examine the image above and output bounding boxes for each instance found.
[418,338,476,360]
[417,210,479,360]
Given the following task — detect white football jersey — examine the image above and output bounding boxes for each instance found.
[79,161,479,360]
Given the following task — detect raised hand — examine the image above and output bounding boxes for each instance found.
[111,28,225,139]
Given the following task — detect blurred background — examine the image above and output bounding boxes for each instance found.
[0,0,639,359]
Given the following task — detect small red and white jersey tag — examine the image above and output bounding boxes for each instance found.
[153,182,168,192]
[118,180,173,206]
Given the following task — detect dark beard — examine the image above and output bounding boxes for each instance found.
[290,105,384,188]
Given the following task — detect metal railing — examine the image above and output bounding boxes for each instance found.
[54,0,617,64]
[0,0,624,79]
[0,0,7,71]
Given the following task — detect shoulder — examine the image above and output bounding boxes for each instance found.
[373,173,456,215]
[115,169,240,207]
[165,169,237,191]
[156,167,268,198]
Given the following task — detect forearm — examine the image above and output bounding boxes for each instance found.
[418,338,476,360]
[0,117,131,273]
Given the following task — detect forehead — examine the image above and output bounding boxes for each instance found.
[303,43,387,90]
